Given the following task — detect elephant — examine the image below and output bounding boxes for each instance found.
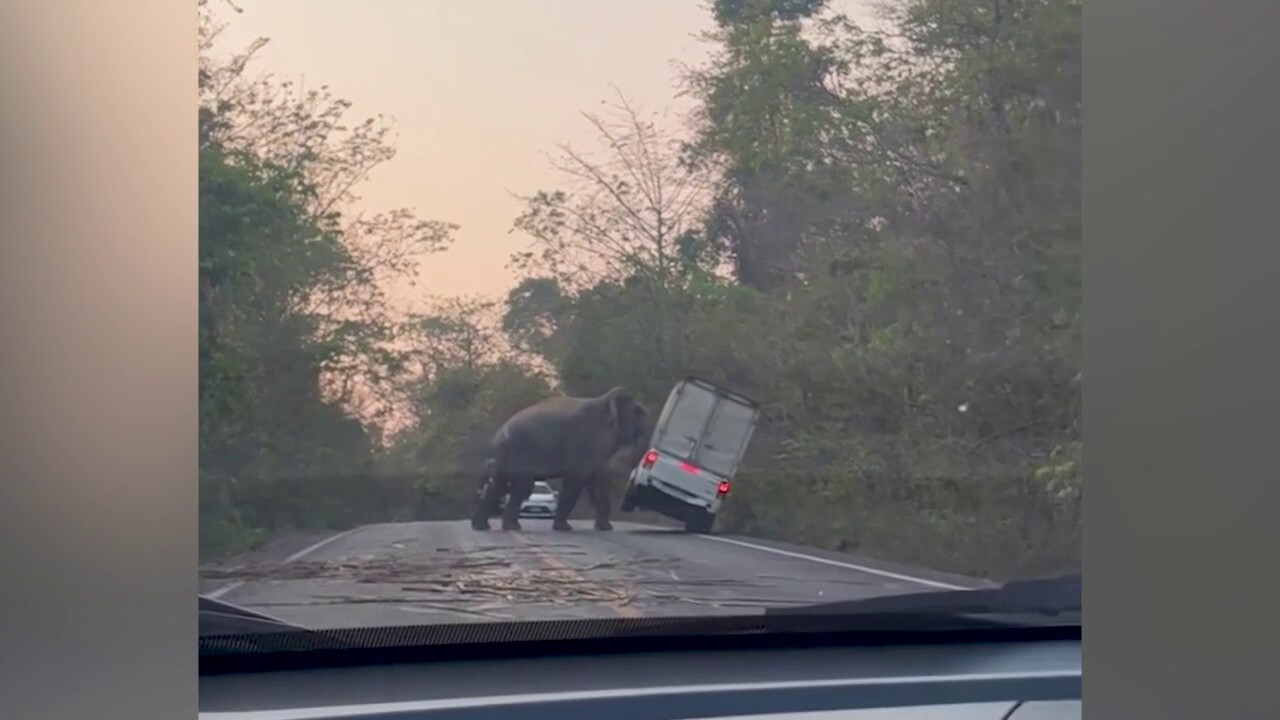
[470,387,652,533]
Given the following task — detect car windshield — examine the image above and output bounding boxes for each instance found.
[198,0,1080,638]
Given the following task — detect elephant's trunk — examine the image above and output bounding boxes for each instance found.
[624,418,653,470]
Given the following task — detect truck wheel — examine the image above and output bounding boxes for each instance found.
[685,511,714,534]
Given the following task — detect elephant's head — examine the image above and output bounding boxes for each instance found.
[599,387,653,468]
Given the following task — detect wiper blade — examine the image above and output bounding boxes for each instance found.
[766,573,1080,618]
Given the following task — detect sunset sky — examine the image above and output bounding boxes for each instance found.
[209,0,880,312]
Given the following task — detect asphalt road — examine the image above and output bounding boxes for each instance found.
[199,520,993,630]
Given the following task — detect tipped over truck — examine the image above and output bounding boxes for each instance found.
[619,377,761,533]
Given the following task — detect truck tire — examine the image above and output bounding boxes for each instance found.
[685,510,715,534]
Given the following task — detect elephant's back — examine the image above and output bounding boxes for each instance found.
[491,395,604,475]
[503,395,588,427]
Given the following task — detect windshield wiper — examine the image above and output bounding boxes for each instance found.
[765,573,1080,619]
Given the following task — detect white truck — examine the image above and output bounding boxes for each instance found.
[619,377,761,533]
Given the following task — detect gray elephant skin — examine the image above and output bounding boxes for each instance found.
[471,387,651,532]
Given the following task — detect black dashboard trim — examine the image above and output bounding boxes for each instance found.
[201,621,1080,676]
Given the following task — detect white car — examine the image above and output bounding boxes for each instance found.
[518,481,558,518]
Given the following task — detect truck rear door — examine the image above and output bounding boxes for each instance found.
[654,380,718,462]
[643,381,720,506]
[646,379,759,507]
[690,393,757,482]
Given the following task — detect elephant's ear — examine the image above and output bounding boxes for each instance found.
[604,386,634,430]
[601,386,625,404]
[601,386,627,431]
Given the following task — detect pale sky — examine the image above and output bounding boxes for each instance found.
[210,0,879,312]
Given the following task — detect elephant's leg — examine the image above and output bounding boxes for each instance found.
[588,473,613,531]
[501,476,535,531]
[470,475,505,531]
[552,475,585,532]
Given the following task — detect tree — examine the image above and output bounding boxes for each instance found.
[486,0,1081,579]
[510,89,717,294]
[506,90,724,380]
[198,0,459,557]
[679,0,1080,576]
[200,0,455,424]
[388,298,554,519]
[683,0,860,291]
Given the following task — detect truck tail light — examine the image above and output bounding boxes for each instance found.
[642,449,658,468]
[717,481,731,495]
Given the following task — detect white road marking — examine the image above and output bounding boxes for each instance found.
[282,527,362,563]
[205,581,243,600]
[694,534,969,590]
[206,527,364,600]
[627,522,970,591]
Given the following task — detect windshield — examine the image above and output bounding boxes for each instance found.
[199,0,1080,638]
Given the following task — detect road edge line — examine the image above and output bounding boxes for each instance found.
[627,522,970,591]
[697,534,969,590]
[205,581,244,601]
[206,526,365,600]
[281,526,363,564]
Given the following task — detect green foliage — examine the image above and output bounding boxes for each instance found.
[385,297,555,518]
[478,0,1080,580]
[198,1,454,560]
[712,0,829,27]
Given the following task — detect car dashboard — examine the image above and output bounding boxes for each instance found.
[198,633,1081,719]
